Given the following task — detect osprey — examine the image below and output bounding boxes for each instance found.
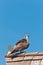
[8,35,30,54]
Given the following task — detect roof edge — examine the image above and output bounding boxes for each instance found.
[5,52,43,58]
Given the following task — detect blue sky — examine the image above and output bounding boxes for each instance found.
[0,0,43,65]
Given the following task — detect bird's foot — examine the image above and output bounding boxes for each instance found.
[20,51,26,53]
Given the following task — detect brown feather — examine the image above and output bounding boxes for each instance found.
[16,39,27,45]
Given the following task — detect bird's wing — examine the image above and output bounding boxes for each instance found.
[9,39,28,54]
[10,42,29,54]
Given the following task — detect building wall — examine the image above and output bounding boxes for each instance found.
[5,52,43,65]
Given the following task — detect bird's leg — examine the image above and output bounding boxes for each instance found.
[20,50,26,53]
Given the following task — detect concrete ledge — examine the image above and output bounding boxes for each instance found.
[5,52,43,57]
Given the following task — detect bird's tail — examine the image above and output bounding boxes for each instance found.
[7,45,13,54]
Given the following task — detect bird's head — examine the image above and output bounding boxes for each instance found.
[24,34,29,42]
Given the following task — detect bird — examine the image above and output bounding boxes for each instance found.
[8,34,30,54]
